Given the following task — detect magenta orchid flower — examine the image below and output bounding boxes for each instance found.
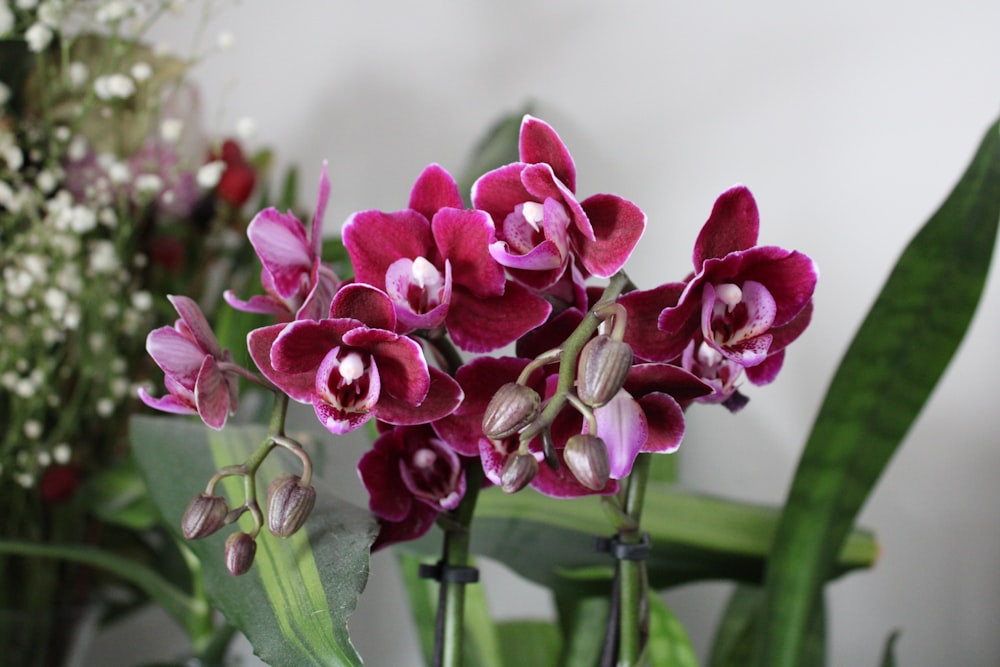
[225,163,339,321]
[358,424,467,550]
[622,186,817,401]
[139,295,239,429]
[472,115,646,291]
[247,283,463,435]
[343,164,551,352]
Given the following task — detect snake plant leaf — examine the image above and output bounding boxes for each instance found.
[403,483,876,598]
[757,117,1000,667]
[554,594,612,667]
[457,105,532,206]
[131,415,377,667]
[497,620,562,667]
[645,594,699,667]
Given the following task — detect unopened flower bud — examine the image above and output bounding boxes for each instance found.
[482,383,541,440]
[181,493,229,539]
[224,531,257,576]
[577,335,633,407]
[563,434,611,491]
[500,453,539,494]
[267,473,316,538]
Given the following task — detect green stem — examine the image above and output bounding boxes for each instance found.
[618,452,652,666]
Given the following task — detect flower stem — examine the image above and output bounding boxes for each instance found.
[617,451,652,666]
[433,463,483,667]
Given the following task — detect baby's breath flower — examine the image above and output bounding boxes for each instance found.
[0,82,10,107]
[67,62,89,89]
[130,62,153,82]
[37,451,51,467]
[24,23,53,53]
[89,239,119,273]
[160,118,183,143]
[131,290,152,311]
[0,4,13,36]
[197,160,225,188]
[94,74,136,100]
[16,0,38,12]
[53,443,71,464]
[95,0,129,24]
[134,173,163,195]
[236,116,256,140]
[216,31,235,51]
[23,420,42,439]
[96,397,115,417]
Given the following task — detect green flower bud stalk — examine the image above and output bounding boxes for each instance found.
[576,334,634,407]
[267,473,316,538]
[482,382,542,440]
[500,452,539,494]
[224,531,257,576]
[563,434,611,491]
[181,493,229,540]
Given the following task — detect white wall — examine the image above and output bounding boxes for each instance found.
[90,1,1000,665]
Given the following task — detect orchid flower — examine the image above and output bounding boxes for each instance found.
[343,164,551,352]
[224,163,339,321]
[139,295,239,429]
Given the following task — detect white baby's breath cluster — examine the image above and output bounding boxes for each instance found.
[0,0,244,487]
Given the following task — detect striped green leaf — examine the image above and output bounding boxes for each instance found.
[757,118,1000,666]
[131,415,376,667]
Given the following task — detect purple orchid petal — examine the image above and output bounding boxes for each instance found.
[432,207,506,297]
[593,390,648,479]
[296,262,339,321]
[488,237,566,272]
[717,333,773,367]
[478,437,518,487]
[623,362,714,404]
[620,283,689,362]
[384,258,451,332]
[222,290,289,317]
[358,437,412,522]
[344,327,429,405]
[746,348,784,385]
[519,115,577,193]
[342,209,434,288]
[314,346,381,420]
[331,283,398,332]
[271,319,358,374]
[146,326,207,386]
[531,448,619,498]
[248,323,323,402]
[138,386,196,415]
[398,435,466,511]
[310,163,331,258]
[247,208,312,299]
[314,400,374,435]
[521,163,594,241]
[637,393,684,454]
[471,162,531,227]
[408,163,463,221]
[693,185,759,267]
[574,193,646,278]
[371,502,439,551]
[194,356,231,429]
[446,282,552,353]
[373,367,463,426]
[168,295,223,358]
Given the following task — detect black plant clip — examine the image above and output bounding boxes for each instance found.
[593,532,651,561]
[418,560,480,584]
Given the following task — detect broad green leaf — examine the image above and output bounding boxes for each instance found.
[457,106,531,206]
[403,484,876,598]
[645,594,698,667]
[757,118,1000,667]
[82,456,159,531]
[131,415,376,667]
[555,594,611,667]
[707,585,761,667]
[397,551,438,666]
[497,620,562,667]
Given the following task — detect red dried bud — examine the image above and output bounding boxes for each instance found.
[39,465,81,504]
[577,335,633,407]
[563,434,611,491]
[500,453,539,494]
[482,383,541,440]
[181,493,230,539]
[267,474,316,538]
[224,531,257,576]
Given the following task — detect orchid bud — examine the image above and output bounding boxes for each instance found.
[267,473,316,538]
[577,335,633,407]
[563,434,611,491]
[500,453,539,494]
[482,382,541,440]
[224,531,257,576]
[181,493,229,539]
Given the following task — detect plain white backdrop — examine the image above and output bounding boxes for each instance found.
[88,1,1000,665]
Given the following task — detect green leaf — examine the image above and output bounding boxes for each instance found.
[555,594,610,667]
[707,585,762,667]
[757,118,1000,667]
[131,415,377,667]
[497,620,561,667]
[457,106,532,205]
[878,631,901,667]
[645,594,699,667]
[397,551,438,666]
[82,456,159,531]
[403,484,876,598]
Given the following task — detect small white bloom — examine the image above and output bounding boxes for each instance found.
[236,116,257,140]
[94,73,136,100]
[23,420,42,439]
[36,169,57,193]
[67,62,89,89]
[130,61,153,82]
[16,0,38,11]
[69,205,97,233]
[216,31,235,51]
[37,451,52,467]
[160,117,184,143]
[0,3,13,36]
[106,160,130,184]
[89,240,118,273]
[197,160,226,189]
[67,135,88,161]
[24,23,52,53]
[54,125,70,141]
[2,143,24,171]
[134,173,163,195]
[95,0,129,23]
[53,443,71,464]
[0,180,14,208]
[96,397,115,417]
[0,82,9,107]
[36,0,62,26]
[131,290,152,311]
[15,473,34,489]
[14,377,35,398]
[44,287,67,314]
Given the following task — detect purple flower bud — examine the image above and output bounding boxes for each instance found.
[563,434,611,491]
[577,335,633,407]
[181,493,229,540]
[224,531,257,576]
[267,473,316,538]
[482,383,541,440]
[500,453,539,494]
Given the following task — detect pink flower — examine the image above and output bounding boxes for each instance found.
[472,115,646,291]
[248,284,463,435]
[225,164,339,321]
[358,424,467,549]
[343,164,551,352]
[139,295,239,429]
